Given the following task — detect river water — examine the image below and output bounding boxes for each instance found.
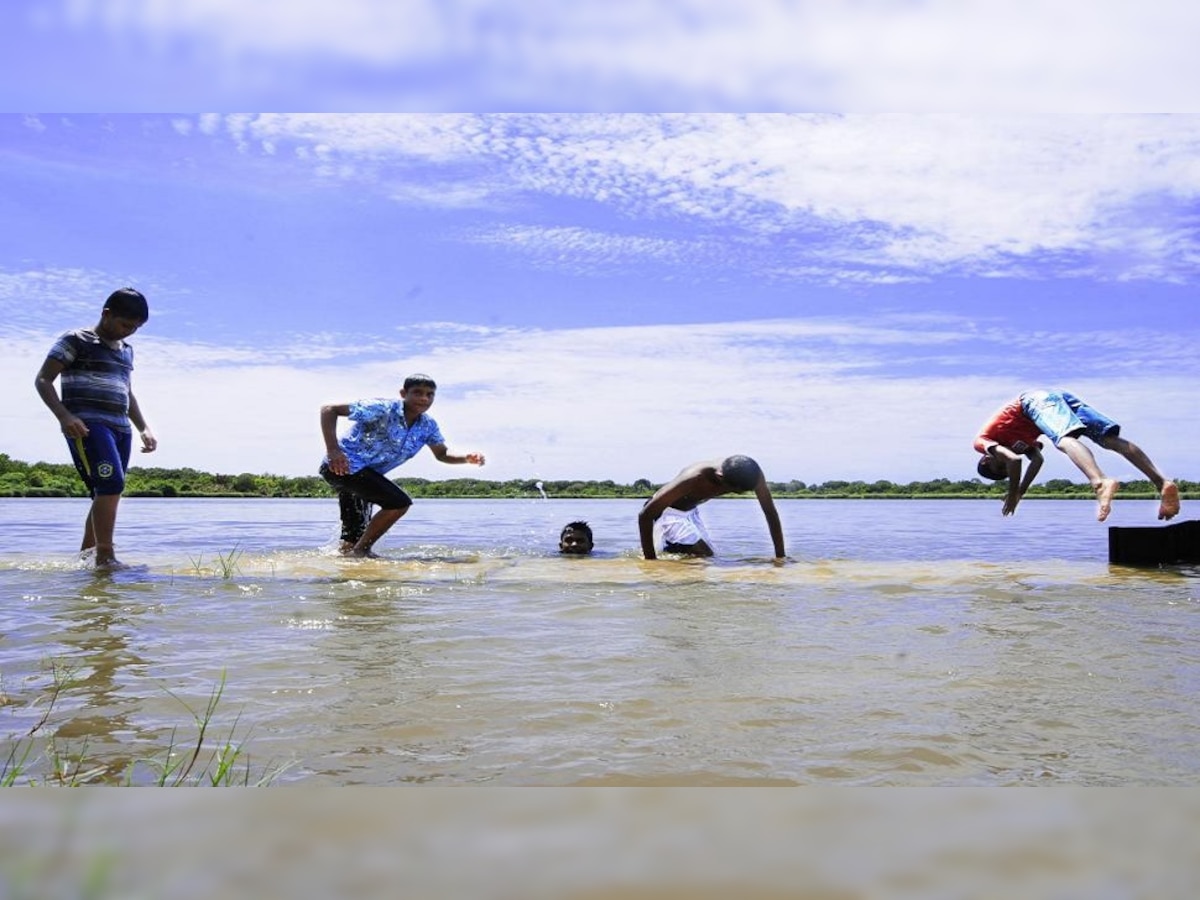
[2,497,1197,786]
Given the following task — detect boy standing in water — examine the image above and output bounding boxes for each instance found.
[638,455,786,561]
[34,288,157,568]
[974,388,1180,522]
[319,373,486,557]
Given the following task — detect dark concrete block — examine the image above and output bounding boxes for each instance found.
[1108,519,1200,566]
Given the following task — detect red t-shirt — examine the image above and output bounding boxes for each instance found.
[973,398,1044,454]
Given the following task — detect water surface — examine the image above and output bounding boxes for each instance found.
[2,497,1197,785]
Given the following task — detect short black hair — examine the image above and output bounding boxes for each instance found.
[104,287,149,323]
[976,455,1008,481]
[403,373,437,390]
[719,455,762,492]
[561,520,593,541]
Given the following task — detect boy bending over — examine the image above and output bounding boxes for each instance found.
[638,455,785,561]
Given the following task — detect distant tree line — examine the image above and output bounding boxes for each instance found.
[2,453,1194,501]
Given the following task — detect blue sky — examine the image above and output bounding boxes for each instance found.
[2,3,1198,487]
[4,113,1198,487]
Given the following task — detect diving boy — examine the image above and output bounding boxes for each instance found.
[974,388,1180,522]
[34,288,157,568]
[638,455,786,560]
[319,373,485,557]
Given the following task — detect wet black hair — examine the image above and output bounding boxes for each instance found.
[720,455,762,492]
[104,287,149,323]
[403,373,437,390]
[976,455,1008,481]
[561,520,593,541]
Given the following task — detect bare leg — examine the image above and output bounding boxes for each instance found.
[337,493,374,555]
[351,506,408,557]
[80,507,96,554]
[1098,435,1180,520]
[1056,436,1119,522]
[86,494,123,567]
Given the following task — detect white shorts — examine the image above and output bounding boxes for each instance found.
[659,507,714,553]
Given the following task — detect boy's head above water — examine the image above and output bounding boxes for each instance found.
[559,521,594,555]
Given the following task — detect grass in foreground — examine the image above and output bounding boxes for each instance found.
[2,665,288,787]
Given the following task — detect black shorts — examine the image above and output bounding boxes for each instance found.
[320,464,413,544]
[320,463,413,509]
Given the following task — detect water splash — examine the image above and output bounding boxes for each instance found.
[535,481,548,500]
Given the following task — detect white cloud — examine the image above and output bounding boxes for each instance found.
[189,114,1200,282]
[34,1,1200,111]
[464,224,702,274]
[0,268,131,332]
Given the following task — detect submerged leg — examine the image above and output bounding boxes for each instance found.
[86,494,123,567]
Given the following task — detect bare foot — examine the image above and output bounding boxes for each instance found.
[93,544,126,569]
[350,547,380,559]
[1159,481,1181,521]
[1094,478,1120,522]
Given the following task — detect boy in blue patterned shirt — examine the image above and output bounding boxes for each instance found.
[34,288,158,568]
[319,374,486,557]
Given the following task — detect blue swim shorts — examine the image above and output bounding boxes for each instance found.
[67,422,132,497]
[1019,390,1120,447]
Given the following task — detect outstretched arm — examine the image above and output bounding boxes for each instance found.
[990,445,1041,516]
[430,444,486,466]
[1015,446,1043,500]
[320,403,351,475]
[754,475,786,559]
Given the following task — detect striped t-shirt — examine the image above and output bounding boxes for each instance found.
[46,329,135,432]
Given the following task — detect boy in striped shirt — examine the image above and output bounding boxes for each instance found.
[35,288,157,568]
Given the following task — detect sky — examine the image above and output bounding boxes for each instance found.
[4,1,1200,112]
[2,5,1198,486]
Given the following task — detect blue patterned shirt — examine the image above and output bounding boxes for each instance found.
[333,399,445,475]
[46,329,135,432]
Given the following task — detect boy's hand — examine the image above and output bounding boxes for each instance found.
[327,448,350,476]
[140,428,158,453]
[59,414,89,439]
[466,452,486,466]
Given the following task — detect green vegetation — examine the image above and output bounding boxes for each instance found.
[0,452,1194,500]
[188,544,245,579]
[2,665,285,787]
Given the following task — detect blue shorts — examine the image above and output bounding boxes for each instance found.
[67,423,132,497]
[1020,390,1120,447]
